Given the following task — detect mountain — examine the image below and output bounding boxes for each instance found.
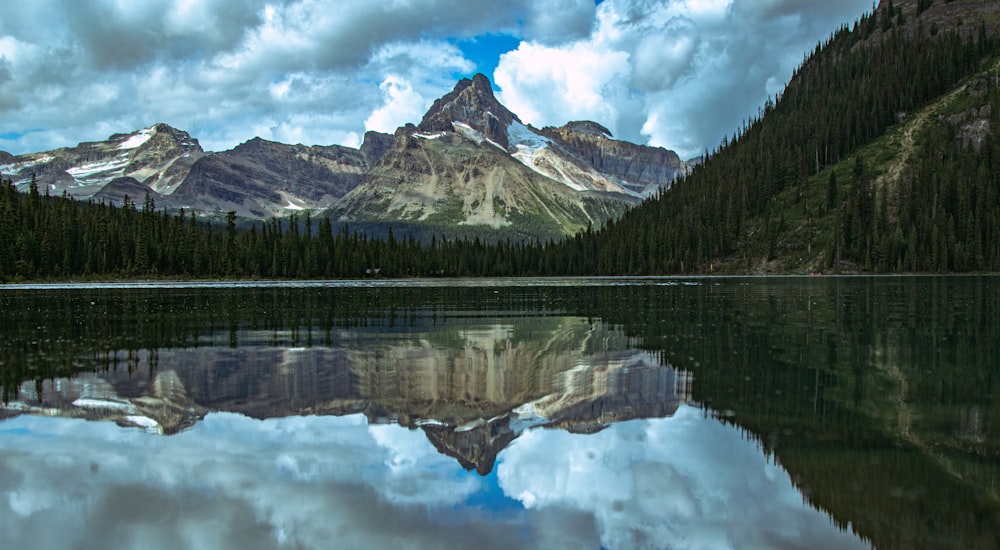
[334,74,682,238]
[0,123,203,199]
[539,121,683,197]
[161,134,391,218]
[1,75,681,239]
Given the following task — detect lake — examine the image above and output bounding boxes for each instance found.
[0,277,997,549]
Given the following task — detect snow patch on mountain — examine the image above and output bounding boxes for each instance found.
[117,126,154,150]
[278,191,313,212]
[509,402,551,434]
[72,397,136,412]
[0,155,54,182]
[125,415,164,434]
[509,121,552,161]
[507,120,581,187]
[66,154,131,186]
[507,120,635,196]
[453,121,505,150]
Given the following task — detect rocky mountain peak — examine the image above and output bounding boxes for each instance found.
[105,123,199,154]
[148,123,202,149]
[360,130,395,164]
[117,124,205,196]
[422,418,516,475]
[232,136,277,154]
[127,123,201,161]
[418,73,519,150]
[561,121,613,139]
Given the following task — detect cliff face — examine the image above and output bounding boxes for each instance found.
[360,130,396,165]
[166,137,373,218]
[418,73,519,150]
[541,122,682,197]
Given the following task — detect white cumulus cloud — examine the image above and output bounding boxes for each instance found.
[494,0,871,158]
[0,0,871,159]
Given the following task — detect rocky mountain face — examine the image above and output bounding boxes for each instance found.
[418,73,518,150]
[163,134,392,218]
[93,177,162,207]
[1,74,682,238]
[334,121,632,238]
[335,74,678,237]
[540,121,683,197]
[890,0,1000,37]
[0,123,203,201]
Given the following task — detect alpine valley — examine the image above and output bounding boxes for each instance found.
[4,0,1000,278]
[0,74,683,241]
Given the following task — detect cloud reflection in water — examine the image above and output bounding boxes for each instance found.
[1,406,866,549]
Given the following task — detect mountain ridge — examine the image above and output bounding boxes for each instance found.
[0,74,683,239]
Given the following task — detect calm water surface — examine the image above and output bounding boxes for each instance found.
[0,277,997,549]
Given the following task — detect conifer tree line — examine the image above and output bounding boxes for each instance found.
[3,3,1000,280]
[1,173,600,279]
[0,176,539,279]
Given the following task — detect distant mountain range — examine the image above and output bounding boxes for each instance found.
[0,74,685,239]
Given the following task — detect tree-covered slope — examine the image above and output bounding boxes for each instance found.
[555,0,1000,275]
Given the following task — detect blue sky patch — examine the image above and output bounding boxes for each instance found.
[453,33,522,84]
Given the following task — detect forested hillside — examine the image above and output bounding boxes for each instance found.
[555,0,1000,274]
[3,0,1000,280]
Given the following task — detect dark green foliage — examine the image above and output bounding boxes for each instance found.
[826,171,838,212]
[0,175,553,279]
[889,93,1000,272]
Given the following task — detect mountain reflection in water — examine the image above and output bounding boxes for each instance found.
[6,322,692,475]
[1,279,998,549]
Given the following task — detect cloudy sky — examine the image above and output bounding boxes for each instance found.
[0,0,871,159]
